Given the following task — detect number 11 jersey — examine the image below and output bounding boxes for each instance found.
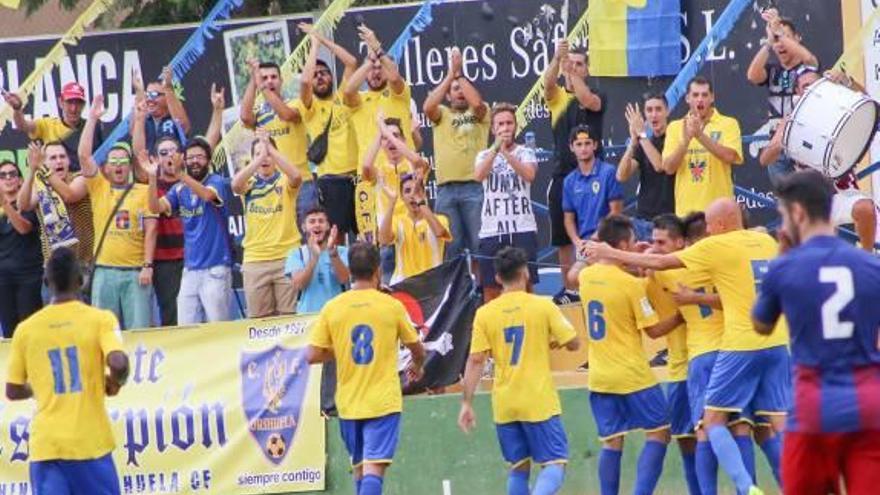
[309,289,419,420]
[753,235,880,433]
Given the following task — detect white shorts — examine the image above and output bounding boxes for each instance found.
[831,189,875,226]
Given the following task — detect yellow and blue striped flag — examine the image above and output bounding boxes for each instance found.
[588,0,681,77]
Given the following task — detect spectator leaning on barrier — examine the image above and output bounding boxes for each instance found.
[240,58,315,226]
[136,67,191,153]
[232,133,302,318]
[79,96,157,330]
[378,173,451,286]
[474,103,539,304]
[17,142,94,268]
[285,206,350,314]
[2,82,103,173]
[0,159,43,339]
[144,138,234,324]
[299,25,360,244]
[544,39,607,305]
[560,125,623,304]
[662,76,743,217]
[423,46,490,262]
[746,8,818,187]
[617,93,675,241]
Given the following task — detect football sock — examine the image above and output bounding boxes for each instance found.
[707,425,754,495]
[598,448,622,495]
[355,477,362,495]
[633,439,667,495]
[696,440,718,495]
[507,469,530,495]
[734,435,756,482]
[359,474,383,495]
[758,434,782,485]
[533,464,565,495]
[681,450,701,495]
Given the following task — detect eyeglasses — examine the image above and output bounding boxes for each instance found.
[0,171,19,179]
[145,90,164,101]
[107,158,131,166]
[157,149,178,157]
[185,154,208,162]
[315,69,332,77]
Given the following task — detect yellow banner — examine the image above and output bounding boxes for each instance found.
[0,315,325,494]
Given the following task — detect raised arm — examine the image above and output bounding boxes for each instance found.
[263,86,301,123]
[141,151,170,215]
[205,84,225,148]
[359,25,405,94]
[300,35,320,110]
[567,62,602,112]
[161,67,191,134]
[662,118,692,174]
[131,98,149,184]
[617,103,643,182]
[17,143,43,211]
[423,57,456,123]
[584,240,685,271]
[240,59,260,130]
[299,22,359,80]
[474,147,497,182]
[377,177,397,246]
[231,152,261,195]
[543,40,567,104]
[696,123,741,164]
[78,94,104,178]
[2,91,36,135]
[759,119,786,167]
[1,196,33,235]
[267,137,302,188]
[343,58,370,107]
[361,132,383,183]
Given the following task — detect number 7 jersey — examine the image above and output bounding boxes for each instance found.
[470,291,577,423]
[309,289,420,420]
[5,300,124,461]
[752,235,880,433]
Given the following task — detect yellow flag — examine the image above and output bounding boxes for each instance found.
[0,0,21,9]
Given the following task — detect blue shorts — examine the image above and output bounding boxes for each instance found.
[589,384,670,441]
[667,380,695,437]
[705,346,792,417]
[495,416,569,467]
[688,352,758,428]
[339,413,401,466]
[30,453,120,495]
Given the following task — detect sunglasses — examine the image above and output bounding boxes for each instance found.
[0,171,20,179]
[107,158,131,166]
[145,90,164,100]
[157,149,178,157]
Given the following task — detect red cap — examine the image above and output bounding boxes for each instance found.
[60,82,86,102]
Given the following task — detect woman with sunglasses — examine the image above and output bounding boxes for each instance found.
[0,160,44,338]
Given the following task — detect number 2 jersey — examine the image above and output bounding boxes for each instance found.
[753,235,880,433]
[6,301,124,461]
[471,291,577,424]
[309,289,419,420]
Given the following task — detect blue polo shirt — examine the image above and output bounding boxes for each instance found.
[284,245,350,313]
[561,160,623,239]
[164,173,233,269]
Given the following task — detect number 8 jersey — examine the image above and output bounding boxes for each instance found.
[752,235,880,433]
[6,301,124,461]
[309,289,420,420]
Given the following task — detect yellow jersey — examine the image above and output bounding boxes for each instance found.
[431,105,490,184]
[30,117,75,143]
[652,267,724,359]
[664,110,743,216]
[240,172,301,263]
[296,92,358,176]
[349,85,414,171]
[645,276,688,382]
[471,291,577,423]
[370,155,417,229]
[6,301,124,461]
[309,289,420,419]
[578,264,660,394]
[677,229,788,351]
[254,100,310,181]
[388,213,451,285]
[86,174,156,267]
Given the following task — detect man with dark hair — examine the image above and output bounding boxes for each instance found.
[663,76,743,216]
[618,94,674,240]
[747,8,818,185]
[5,246,129,495]
[136,67,191,153]
[285,206,350,314]
[299,24,361,242]
[578,214,676,495]
[459,245,580,495]
[752,170,880,494]
[558,124,623,304]
[307,241,425,495]
[144,137,234,324]
[424,47,490,261]
[682,211,708,244]
[544,40,607,298]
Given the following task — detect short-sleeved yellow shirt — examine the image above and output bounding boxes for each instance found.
[86,174,155,267]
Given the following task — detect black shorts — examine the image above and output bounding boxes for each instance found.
[317,175,358,235]
[547,175,571,247]
[478,232,539,288]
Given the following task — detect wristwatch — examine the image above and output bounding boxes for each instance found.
[638,131,648,140]
[142,262,154,269]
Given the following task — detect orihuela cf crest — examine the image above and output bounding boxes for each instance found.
[240,346,310,464]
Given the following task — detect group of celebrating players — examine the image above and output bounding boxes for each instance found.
[4,5,880,495]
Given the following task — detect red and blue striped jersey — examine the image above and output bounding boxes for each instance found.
[753,235,880,433]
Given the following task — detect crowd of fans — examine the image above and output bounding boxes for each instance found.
[0,12,875,338]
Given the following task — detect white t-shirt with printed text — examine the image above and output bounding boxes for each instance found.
[476,145,538,238]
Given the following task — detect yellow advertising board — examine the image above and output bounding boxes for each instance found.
[0,315,325,494]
